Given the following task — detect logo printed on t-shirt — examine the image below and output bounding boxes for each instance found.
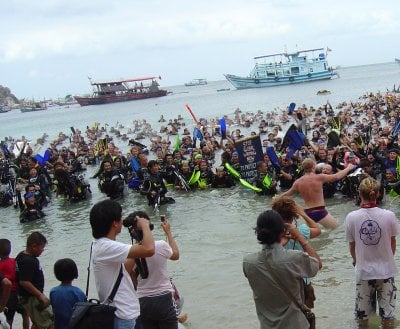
[359,220,381,245]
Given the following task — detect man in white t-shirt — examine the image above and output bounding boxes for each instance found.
[133,211,180,329]
[345,177,400,328]
[89,200,155,329]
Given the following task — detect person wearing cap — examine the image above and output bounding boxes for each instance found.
[385,148,399,169]
[190,153,203,172]
[230,151,241,171]
[16,185,45,223]
[384,167,400,197]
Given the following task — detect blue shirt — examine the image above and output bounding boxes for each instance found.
[284,224,311,284]
[50,284,86,329]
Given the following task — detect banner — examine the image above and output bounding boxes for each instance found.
[235,135,264,183]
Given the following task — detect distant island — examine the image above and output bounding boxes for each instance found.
[0,85,19,106]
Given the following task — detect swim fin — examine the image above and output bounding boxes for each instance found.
[266,147,281,171]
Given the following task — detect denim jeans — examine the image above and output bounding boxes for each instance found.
[114,316,136,329]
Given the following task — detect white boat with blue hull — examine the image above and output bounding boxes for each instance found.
[225,48,336,89]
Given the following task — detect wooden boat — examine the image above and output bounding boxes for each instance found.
[20,102,47,113]
[317,89,331,95]
[225,48,336,89]
[74,76,168,106]
[184,78,207,87]
[0,105,11,113]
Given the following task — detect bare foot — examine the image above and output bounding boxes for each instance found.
[178,313,188,323]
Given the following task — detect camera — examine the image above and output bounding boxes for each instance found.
[123,212,153,279]
[123,213,154,241]
[160,215,166,222]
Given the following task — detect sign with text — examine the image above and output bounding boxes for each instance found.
[235,135,264,183]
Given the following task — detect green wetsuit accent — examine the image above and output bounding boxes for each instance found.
[262,174,272,188]
[188,171,200,185]
[239,178,262,192]
[225,163,240,179]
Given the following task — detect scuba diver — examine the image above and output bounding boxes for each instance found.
[16,186,45,223]
[211,166,235,188]
[254,161,277,196]
[96,159,125,199]
[53,161,91,202]
[140,160,175,209]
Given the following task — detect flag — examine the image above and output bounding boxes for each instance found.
[326,47,332,52]
[193,127,203,141]
[173,134,180,152]
[219,117,226,139]
[193,127,203,147]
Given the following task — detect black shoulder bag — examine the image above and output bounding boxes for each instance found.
[263,252,316,329]
[69,243,123,329]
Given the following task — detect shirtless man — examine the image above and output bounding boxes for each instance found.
[281,158,355,229]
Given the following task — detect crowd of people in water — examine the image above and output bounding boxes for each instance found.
[0,88,400,328]
[0,89,400,218]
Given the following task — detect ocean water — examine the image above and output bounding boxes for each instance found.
[2,62,400,329]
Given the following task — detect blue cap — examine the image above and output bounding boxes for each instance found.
[24,192,34,199]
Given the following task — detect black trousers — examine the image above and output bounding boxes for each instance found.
[139,292,177,329]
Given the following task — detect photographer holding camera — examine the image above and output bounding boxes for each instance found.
[127,211,180,329]
[89,200,155,329]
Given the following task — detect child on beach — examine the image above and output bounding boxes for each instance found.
[49,258,86,329]
[15,232,54,329]
[0,239,29,329]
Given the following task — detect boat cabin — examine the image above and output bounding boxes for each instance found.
[250,48,329,79]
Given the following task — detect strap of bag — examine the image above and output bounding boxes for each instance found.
[261,250,308,311]
[86,242,124,304]
[106,265,123,304]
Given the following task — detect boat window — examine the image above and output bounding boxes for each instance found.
[291,67,300,75]
[309,68,313,73]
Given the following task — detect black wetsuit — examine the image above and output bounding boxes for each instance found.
[141,173,174,206]
[99,170,125,199]
[211,175,235,188]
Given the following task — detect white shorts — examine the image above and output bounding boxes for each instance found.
[355,278,397,320]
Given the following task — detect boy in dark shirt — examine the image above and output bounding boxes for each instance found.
[16,232,54,329]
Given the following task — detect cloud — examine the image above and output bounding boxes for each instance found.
[1,0,400,98]
[1,0,399,63]
[0,1,319,62]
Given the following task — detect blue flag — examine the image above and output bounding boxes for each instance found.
[219,117,227,139]
[34,149,51,166]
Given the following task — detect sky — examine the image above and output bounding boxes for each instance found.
[1,0,400,100]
